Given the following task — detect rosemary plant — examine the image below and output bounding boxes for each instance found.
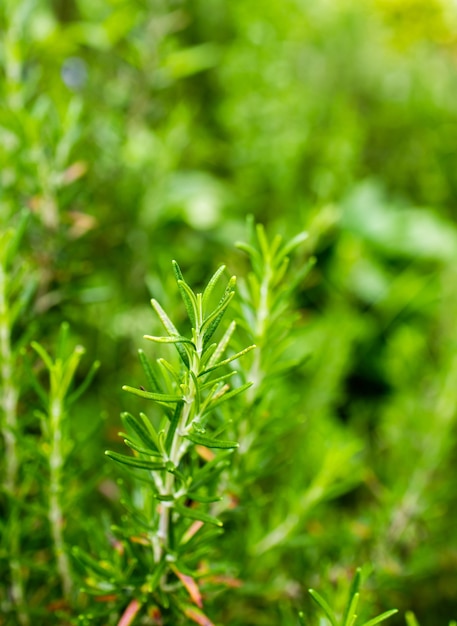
[75,261,254,624]
[236,220,312,405]
[0,212,36,625]
[31,323,99,601]
[299,568,398,626]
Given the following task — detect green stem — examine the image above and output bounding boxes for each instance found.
[156,313,204,565]
[246,262,271,404]
[0,263,29,625]
[49,396,72,598]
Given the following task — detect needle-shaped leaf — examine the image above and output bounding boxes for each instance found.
[31,341,53,371]
[202,265,226,311]
[146,559,167,592]
[151,298,189,367]
[165,401,184,453]
[298,612,307,626]
[185,432,239,449]
[157,358,181,386]
[144,335,195,347]
[68,360,101,406]
[123,438,162,458]
[202,276,235,326]
[204,382,252,413]
[105,450,166,471]
[202,290,235,347]
[183,605,216,626]
[235,241,262,267]
[201,371,238,392]
[405,613,420,626]
[120,412,161,453]
[308,589,338,626]
[171,565,203,608]
[59,345,85,398]
[344,592,360,626]
[361,609,398,626]
[5,210,30,268]
[200,344,256,376]
[206,320,236,369]
[256,223,270,261]
[138,349,162,394]
[343,568,362,626]
[174,502,223,527]
[278,230,308,260]
[172,260,198,327]
[122,385,182,403]
[72,547,115,579]
[190,454,232,490]
[187,492,222,503]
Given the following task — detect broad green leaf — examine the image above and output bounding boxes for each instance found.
[308,589,338,626]
[185,431,239,449]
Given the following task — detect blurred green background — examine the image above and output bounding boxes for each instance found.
[2,0,457,623]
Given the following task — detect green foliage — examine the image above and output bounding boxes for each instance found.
[300,569,398,626]
[75,263,253,623]
[31,323,100,599]
[2,0,457,624]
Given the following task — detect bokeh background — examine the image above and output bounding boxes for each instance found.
[2,0,457,624]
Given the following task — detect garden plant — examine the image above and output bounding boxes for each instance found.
[2,0,457,625]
